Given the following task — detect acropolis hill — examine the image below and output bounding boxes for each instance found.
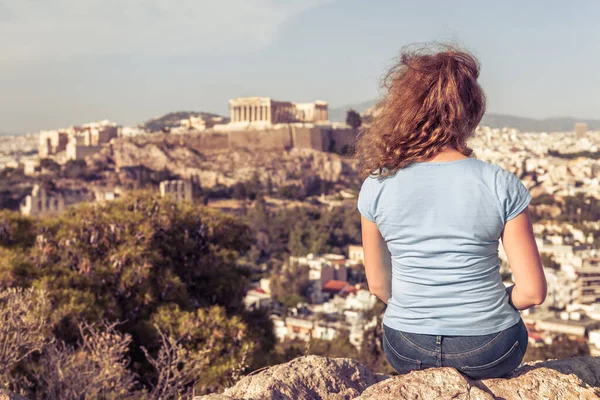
[171,97,355,154]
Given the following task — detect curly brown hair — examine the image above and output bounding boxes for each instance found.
[355,44,486,179]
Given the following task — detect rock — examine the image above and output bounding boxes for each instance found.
[359,356,600,400]
[358,367,494,400]
[201,356,600,400]
[473,356,600,400]
[222,355,377,400]
[193,395,233,400]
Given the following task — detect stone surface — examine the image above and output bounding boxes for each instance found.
[360,356,600,400]
[195,356,600,400]
[98,136,358,188]
[212,355,377,400]
[358,367,494,400]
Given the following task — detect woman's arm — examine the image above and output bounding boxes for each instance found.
[501,207,547,310]
[360,215,392,304]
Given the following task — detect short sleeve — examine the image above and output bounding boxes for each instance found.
[495,168,532,222]
[357,177,377,222]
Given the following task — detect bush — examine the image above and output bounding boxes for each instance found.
[0,193,266,396]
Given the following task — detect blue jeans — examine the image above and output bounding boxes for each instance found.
[382,318,529,379]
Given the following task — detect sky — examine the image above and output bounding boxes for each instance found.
[1,0,599,133]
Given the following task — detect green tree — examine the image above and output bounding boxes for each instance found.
[0,192,267,395]
[345,109,363,130]
[357,301,395,374]
[150,304,253,393]
[307,329,359,359]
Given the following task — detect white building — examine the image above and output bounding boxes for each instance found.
[290,253,349,303]
[159,180,193,202]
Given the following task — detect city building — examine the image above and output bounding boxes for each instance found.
[65,121,119,161]
[39,130,69,158]
[159,180,193,202]
[39,120,119,162]
[66,141,103,161]
[243,278,274,311]
[588,329,600,356]
[347,245,364,263]
[534,313,600,338]
[576,258,600,304]
[23,160,41,175]
[178,115,225,131]
[575,122,588,138]
[290,253,349,303]
[228,97,328,125]
[20,185,65,217]
[19,184,89,217]
[244,288,273,311]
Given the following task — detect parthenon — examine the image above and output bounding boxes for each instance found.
[228,97,328,125]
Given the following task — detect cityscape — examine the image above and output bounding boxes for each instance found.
[2,1,600,398]
[2,98,599,363]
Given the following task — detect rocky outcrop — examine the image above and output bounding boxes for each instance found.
[195,355,600,400]
[96,136,358,189]
[195,356,380,400]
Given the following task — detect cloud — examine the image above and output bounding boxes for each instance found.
[0,0,333,64]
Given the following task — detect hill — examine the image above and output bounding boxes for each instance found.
[329,100,377,123]
[330,99,600,132]
[480,113,600,132]
[139,111,229,132]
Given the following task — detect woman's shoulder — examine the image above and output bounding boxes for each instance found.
[465,158,512,180]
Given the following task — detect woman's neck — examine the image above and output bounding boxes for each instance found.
[422,147,469,162]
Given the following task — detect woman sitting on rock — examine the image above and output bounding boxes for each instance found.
[355,43,547,379]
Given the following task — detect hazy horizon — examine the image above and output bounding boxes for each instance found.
[1,0,599,134]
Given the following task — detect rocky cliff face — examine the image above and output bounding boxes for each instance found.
[95,136,359,189]
[195,355,600,400]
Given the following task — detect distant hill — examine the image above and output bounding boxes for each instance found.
[329,99,599,132]
[328,100,377,123]
[140,111,229,132]
[480,114,600,132]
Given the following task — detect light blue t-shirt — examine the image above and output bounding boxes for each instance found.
[357,157,531,335]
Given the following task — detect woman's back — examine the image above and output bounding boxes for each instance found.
[354,44,546,378]
[358,157,531,335]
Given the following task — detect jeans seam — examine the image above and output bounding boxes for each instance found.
[460,340,521,371]
[383,329,423,366]
[442,329,508,359]
[397,331,438,357]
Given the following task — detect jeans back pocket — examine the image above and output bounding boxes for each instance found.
[382,325,423,374]
[459,340,523,379]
